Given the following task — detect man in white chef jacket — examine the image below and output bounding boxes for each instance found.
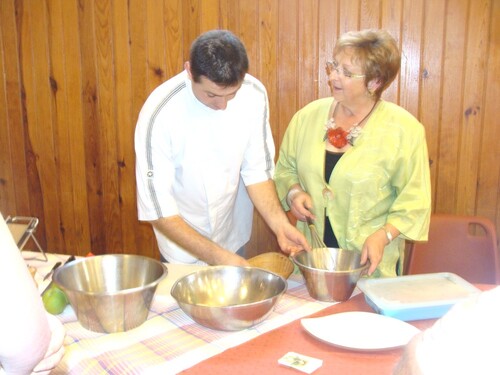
[135,30,309,265]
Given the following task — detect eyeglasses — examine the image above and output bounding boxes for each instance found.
[325,60,366,79]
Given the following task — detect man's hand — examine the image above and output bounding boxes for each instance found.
[275,221,311,256]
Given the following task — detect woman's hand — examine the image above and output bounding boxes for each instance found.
[287,186,315,222]
[360,229,388,275]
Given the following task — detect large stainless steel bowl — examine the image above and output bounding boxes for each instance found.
[292,248,368,302]
[53,254,167,333]
[171,266,287,331]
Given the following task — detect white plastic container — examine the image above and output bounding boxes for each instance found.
[357,272,481,321]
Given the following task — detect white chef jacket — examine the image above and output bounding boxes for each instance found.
[135,71,274,263]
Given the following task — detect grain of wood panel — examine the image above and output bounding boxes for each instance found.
[164,0,185,79]
[46,0,85,253]
[182,0,200,59]
[380,0,403,104]
[477,0,500,221]
[239,1,259,76]
[399,0,423,118]
[79,0,107,254]
[456,0,490,215]
[277,0,298,148]
[359,0,381,29]
[339,0,360,33]
[257,0,278,133]
[200,0,220,31]
[112,0,139,254]
[297,0,319,109]
[419,0,446,211]
[318,0,338,99]
[0,0,22,215]
[146,0,167,92]
[0,0,499,258]
[435,0,468,214]
[22,0,59,249]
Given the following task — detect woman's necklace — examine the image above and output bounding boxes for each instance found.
[324,101,378,148]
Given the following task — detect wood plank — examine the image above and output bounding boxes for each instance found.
[339,0,360,33]
[238,1,258,76]
[46,0,78,252]
[418,0,446,211]
[60,0,91,254]
[112,0,140,255]
[277,0,298,145]
[257,0,278,142]
[399,0,423,117]
[245,0,281,257]
[317,0,339,99]
[165,0,184,79]
[434,0,468,213]
[24,0,61,250]
[455,0,490,215]
[79,0,106,254]
[297,0,318,109]
[182,0,200,59]
[129,0,156,256]
[380,0,403,104]
[146,0,167,92]
[477,0,500,234]
[200,0,219,32]
[94,0,123,252]
[360,0,381,29]
[0,0,22,214]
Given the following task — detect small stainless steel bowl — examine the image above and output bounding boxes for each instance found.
[53,254,167,333]
[171,266,287,331]
[292,248,368,302]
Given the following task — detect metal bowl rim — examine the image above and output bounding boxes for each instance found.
[53,254,168,296]
[170,265,287,308]
[291,249,369,274]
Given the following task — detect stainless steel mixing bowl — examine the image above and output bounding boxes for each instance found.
[170,266,287,331]
[292,248,368,302]
[53,254,167,333]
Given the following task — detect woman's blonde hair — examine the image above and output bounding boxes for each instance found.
[333,29,401,99]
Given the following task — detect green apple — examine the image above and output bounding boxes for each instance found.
[42,284,69,315]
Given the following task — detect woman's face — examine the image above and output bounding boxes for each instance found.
[327,48,369,103]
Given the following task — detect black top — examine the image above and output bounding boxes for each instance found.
[323,151,343,247]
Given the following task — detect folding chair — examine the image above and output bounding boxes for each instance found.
[5,216,47,261]
[406,214,500,284]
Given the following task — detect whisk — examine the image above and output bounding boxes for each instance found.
[306,217,336,270]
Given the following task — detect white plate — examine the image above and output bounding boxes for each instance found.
[301,311,420,351]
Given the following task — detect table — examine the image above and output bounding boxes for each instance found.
[26,252,335,374]
[181,287,493,375]
[25,252,491,375]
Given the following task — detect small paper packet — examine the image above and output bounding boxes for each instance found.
[278,352,323,374]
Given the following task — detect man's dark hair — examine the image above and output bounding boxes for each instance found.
[189,30,249,86]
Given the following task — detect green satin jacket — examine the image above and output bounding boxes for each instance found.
[275,97,431,277]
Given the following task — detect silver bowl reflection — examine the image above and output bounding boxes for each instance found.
[292,248,368,302]
[171,266,286,331]
[53,254,167,333]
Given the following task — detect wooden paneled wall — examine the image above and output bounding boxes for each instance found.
[1,0,499,259]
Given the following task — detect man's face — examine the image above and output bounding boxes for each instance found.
[186,62,242,110]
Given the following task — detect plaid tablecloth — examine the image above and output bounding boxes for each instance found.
[27,253,336,375]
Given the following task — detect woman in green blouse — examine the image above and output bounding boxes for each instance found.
[275,29,431,278]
